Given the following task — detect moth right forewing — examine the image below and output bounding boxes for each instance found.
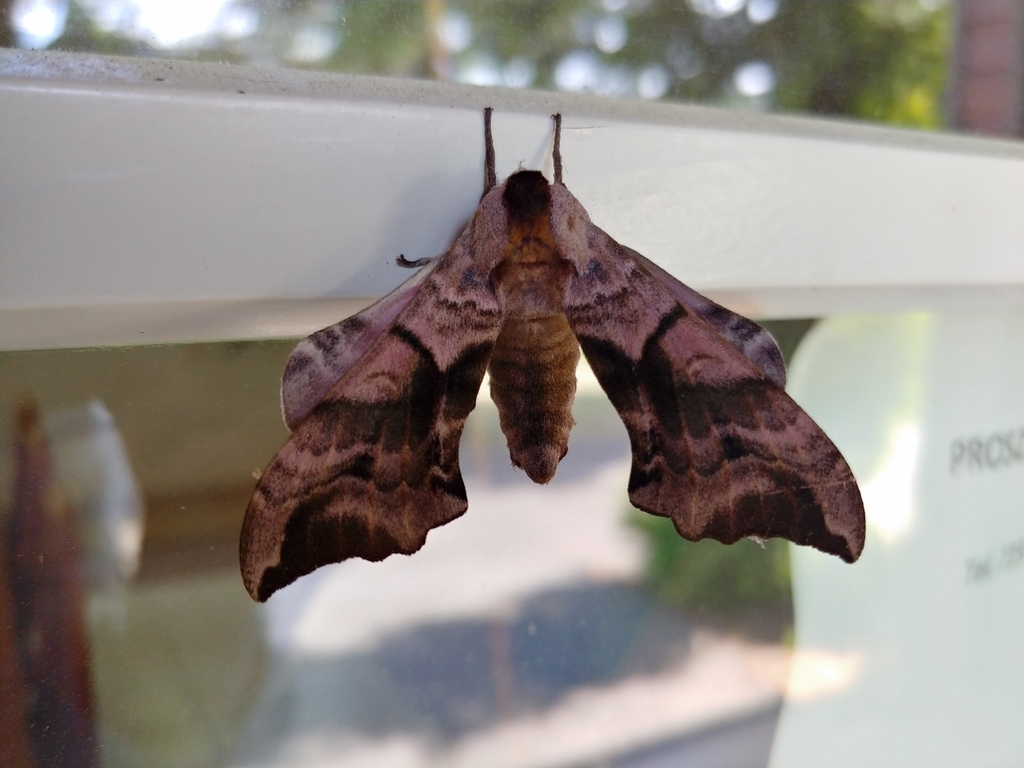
[555,203,864,564]
[621,246,787,387]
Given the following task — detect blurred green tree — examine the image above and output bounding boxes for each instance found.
[16,0,948,128]
[631,513,793,613]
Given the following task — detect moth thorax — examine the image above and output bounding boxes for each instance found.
[493,252,572,321]
[488,314,580,484]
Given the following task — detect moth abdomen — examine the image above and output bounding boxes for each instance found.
[488,314,580,483]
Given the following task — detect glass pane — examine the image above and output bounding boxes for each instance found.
[5,307,1024,765]
[0,333,807,767]
[770,308,1024,767]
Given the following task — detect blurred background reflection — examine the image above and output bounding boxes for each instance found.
[9,0,1024,137]
[1,0,955,129]
[0,332,807,767]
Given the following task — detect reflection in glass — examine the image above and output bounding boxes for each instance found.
[771,309,1024,767]
[44,400,145,590]
[0,340,802,766]
[6,308,1024,765]
[10,0,68,48]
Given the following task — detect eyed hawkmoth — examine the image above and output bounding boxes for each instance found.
[240,110,865,602]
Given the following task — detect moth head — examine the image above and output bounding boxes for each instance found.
[502,170,552,226]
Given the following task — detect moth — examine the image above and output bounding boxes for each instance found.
[240,109,865,602]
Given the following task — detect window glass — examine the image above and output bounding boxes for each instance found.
[0,329,808,767]
[9,308,1023,767]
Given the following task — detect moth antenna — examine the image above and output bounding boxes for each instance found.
[483,107,496,198]
[396,254,437,269]
[552,113,563,185]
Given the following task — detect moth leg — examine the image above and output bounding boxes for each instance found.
[483,106,496,198]
[552,113,563,185]
[396,254,440,269]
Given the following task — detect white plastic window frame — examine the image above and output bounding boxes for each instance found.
[2,48,1024,352]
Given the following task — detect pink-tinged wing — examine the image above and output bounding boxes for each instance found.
[241,222,507,602]
[559,219,864,562]
[281,261,438,430]
[622,246,786,387]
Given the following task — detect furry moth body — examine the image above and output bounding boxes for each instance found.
[240,110,865,602]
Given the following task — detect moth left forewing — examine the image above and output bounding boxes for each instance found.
[242,335,483,602]
[241,207,509,602]
[281,260,439,430]
[550,186,864,562]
